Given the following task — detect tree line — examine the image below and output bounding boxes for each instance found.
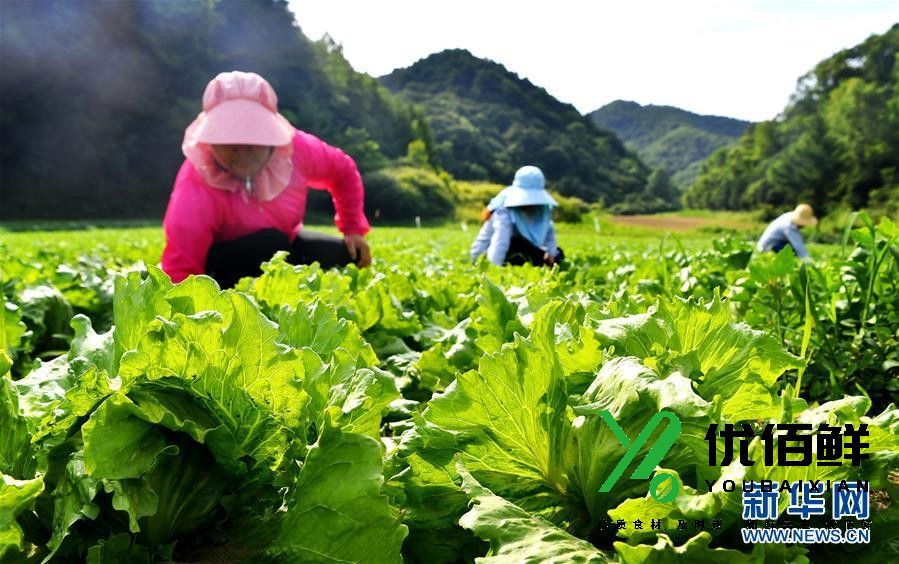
[4,1,891,222]
[380,49,654,208]
[1,0,657,222]
[684,24,899,218]
[0,0,432,220]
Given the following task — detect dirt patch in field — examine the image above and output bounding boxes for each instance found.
[612,215,757,231]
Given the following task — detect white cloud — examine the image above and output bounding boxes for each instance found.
[287,0,898,121]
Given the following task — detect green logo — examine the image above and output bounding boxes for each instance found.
[598,410,682,502]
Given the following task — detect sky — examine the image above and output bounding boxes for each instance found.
[286,0,898,122]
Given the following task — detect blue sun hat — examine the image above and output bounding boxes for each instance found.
[484,166,557,250]
[503,166,557,208]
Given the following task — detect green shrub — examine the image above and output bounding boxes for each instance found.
[363,166,457,222]
[608,195,675,215]
[453,180,505,223]
[548,191,590,223]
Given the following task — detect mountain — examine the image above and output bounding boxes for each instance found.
[0,0,430,220]
[684,23,899,216]
[589,100,750,190]
[380,49,651,205]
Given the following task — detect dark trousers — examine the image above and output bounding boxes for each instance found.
[504,235,565,266]
[770,240,789,253]
[205,229,355,288]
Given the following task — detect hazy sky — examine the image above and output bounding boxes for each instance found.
[287,0,897,122]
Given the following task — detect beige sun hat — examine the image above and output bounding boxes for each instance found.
[790,203,818,227]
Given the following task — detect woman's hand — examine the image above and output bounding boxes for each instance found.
[344,234,372,268]
[544,252,555,267]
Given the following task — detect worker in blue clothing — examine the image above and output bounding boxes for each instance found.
[470,165,564,266]
[756,203,818,261]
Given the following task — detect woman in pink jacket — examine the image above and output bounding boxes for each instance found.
[161,71,372,288]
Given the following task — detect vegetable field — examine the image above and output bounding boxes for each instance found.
[1,218,898,563]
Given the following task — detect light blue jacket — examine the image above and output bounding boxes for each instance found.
[470,208,558,265]
[757,212,810,259]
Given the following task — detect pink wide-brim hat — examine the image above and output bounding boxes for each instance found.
[189,71,295,146]
[193,98,294,145]
[182,71,296,201]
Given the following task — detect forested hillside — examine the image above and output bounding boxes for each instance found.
[380,49,651,205]
[590,100,749,190]
[684,24,899,217]
[0,0,432,220]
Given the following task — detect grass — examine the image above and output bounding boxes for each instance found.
[2,207,847,270]
[1,220,840,273]
[0,218,163,232]
[662,208,765,222]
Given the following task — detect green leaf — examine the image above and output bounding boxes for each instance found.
[416,329,576,524]
[396,454,470,538]
[614,532,798,563]
[266,424,407,563]
[46,447,102,558]
[82,394,178,480]
[2,301,29,357]
[117,290,312,479]
[32,366,115,444]
[68,314,114,377]
[411,319,478,392]
[277,299,377,366]
[101,479,159,534]
[0,473,44,561]
[749,246,798,282]
[385,423,481,564]
[120,291,308,425]
[112,268,173,373]
[302,349,400,440]
[137,435,234,549]
[164,274,232,321]
[393,301,590,560]
[125,374,294,488]
[608,466,745,545]
[13,355,76,435]
[528,300,604,392]
[395,300,726,562]
[746,400,899,551]
[0,351,11,379]
[570,357,719,522]
[457,462,613,563]
[13,315,114,437]
[86,533,151,564]
[246,253,320,318]
[595,295,803,420]
[0,376,36,478]
[17,284,74,348]
[471,278,526,353]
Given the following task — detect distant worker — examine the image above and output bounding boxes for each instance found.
[756,203,818,261]
[470,166,564,266]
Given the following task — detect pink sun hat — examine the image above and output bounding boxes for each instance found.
[189,71,294,146]
[182,71,296,201]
